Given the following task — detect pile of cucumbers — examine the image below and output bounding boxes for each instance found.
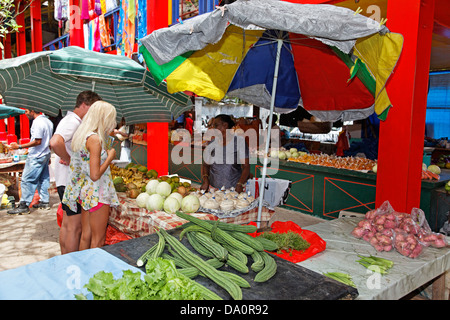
[136,211,279,300]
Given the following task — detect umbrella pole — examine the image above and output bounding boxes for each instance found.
[257,39,283,229]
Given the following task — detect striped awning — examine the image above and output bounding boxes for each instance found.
[0,46,192,124]
[0,104,25,119]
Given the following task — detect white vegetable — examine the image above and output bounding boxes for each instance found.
[372,164,377,173]
[146,193,164,211]
[428,165,441,175]
[156,181,172,197]
[236,199,250,209]
[163,196,181,214]
[181,194,200,213]
[290,148,298,153]
[168,192,183,206]
[238,192,247,199]
[136,192,150,208]
[199,194,208,207]
[220,199,235,212]
[146,179,160,195]
[228,191,239,198]
[203,199,219,210]
[278,151,286,160]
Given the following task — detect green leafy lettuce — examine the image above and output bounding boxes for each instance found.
[75,258,208,300]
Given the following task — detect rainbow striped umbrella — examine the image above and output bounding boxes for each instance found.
[140,0,403,225]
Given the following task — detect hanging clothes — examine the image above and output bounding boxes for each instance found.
[54,0,69,21]
[89,0,97,20]
[81,0,90,20]
[100,0,107,14]
[83,22,90,50]
[136,0,146,40]
[99,15,111,49]
[121,0,135,58]
[105,0,119,12]
[116,0,124,55]
[92,17,102,52]
[95,0,102,16]
[136,0,147,62]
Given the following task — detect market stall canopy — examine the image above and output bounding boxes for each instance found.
[332,0,450,72]
[140,0,403,122]
[0,104,25,119]
[0,46,193,125]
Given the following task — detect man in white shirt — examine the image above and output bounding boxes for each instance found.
[50,91,102,254]
[7,110,54,215]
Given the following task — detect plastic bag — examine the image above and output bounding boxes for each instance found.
[248,221,326,263]
[393,230,423,258]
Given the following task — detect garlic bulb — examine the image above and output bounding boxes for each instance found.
[214,190,224,198]
[236,199,250,209]
[204,192,213,199]
[199,194,208,206]
[203,199,219,210]
[220,199,235,212]
[228,191,239,198]
[213,194,223,203]
[238,192,247,199]
[246,196,255,203]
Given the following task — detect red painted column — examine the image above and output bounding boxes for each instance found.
[19,114,30,142]
[376,0,435,212]
[146,1,170,175]
[30,0,42,52]
[15,1,26,56]
[69,0,85,47]
[2,34,12,59]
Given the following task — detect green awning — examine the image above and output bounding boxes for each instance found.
[0,47,192,124]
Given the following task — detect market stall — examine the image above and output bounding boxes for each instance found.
[168,142,450,232]
[109,192,274,239]
[299,217,450,300]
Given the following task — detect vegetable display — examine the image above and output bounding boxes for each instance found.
[75,257,221,300]
[125,212,283,300]
[323,272,356,288]
[351,201,448,258]
[356,255,393,275]
[257,231,310,254]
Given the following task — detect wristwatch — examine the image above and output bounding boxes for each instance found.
[18,145,22,149]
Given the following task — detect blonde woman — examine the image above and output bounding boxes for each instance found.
[62,101,119,250]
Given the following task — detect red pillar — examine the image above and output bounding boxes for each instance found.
[15,1,26,56]
[69,0,85,47]
[376,0,435,212]
[30,0,42,52]
[19,114,30,142]
[1,34,12,59]
[146,1,170,175]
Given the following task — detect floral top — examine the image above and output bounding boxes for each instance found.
[62,132,119,212]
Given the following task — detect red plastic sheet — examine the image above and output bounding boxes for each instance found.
[248,220,326,263]
[104,225,132,245]
[56,204,131,245]
[56,203,63,227]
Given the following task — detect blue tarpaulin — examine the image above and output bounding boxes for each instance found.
[0,248,143,300]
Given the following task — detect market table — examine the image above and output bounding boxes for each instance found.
[101,228,358,300]
[298,217,450,300]
[0,160,26,173]
[109,192,275,238]
[0,229,357,300]
[0,160,26,198]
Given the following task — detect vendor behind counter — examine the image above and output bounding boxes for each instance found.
[201,114,250,193]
